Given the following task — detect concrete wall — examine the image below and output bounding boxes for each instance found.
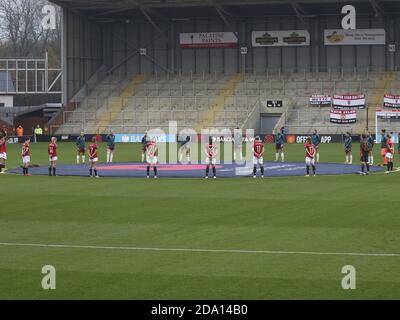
[63,8,103,102]
[0,96,14,107]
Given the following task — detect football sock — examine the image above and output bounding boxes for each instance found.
[53,168,56,176]
[110,153,113,163]
[147,166,150,176]
[187,156,190,163]
[253,166,257,176]
[349,155,353,164]
[107,151,110,163]
[361,164,365,172]
[48,167,52,176]
[179,153,182,162]
[206,165,210,176]
[82,156,85,163]
[77,155,80,164]
[89,169,93,176]
[261,166,264,176]
[306,166,310,175]
[316,153,320,162]
[370,156,374,165]
[312,166,316,174]
[275,153,279,161]
[142,153,145,162]
[212,166,216,177]
[154,167,157,176]
[366,163,370,172]
[281,153,285,162]
[94,169,98,176]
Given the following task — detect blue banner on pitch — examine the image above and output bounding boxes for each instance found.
[115,134,176,143]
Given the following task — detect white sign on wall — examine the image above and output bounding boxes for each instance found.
[252,30,310,47]
[324,29,386,46]
[180,32,238,49]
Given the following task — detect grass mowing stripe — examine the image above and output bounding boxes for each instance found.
[1,242,400,258]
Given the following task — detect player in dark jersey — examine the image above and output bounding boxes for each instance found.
[274,127,285,162]
[311,129,321,163]
[106,130,116,163]
[205,137,217,179]
[76,131,86,164]
[141,132,149,162]
[233,127,243,162]
[253,136,265,178]
[48,137,58,176]
[178,135,191,164]
[88,137,99,178]
[21,138,31,176]
[367,131,374,165]
[380,129,388,166]
[0,135,7,174]
[360,134,370,175]
[344,132,352,164]
[385,134,395,174]
[304,137,316,177]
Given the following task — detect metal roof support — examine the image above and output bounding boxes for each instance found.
[370,0,384,17]
[205,0,239,40]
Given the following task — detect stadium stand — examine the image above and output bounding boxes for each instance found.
[53,68,399,135]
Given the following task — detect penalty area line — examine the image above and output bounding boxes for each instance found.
[0,242,399,258]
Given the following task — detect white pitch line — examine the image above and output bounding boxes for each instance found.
[0,242,399,258]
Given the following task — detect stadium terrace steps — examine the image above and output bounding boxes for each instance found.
[90,75,145,134]
[196,73,244,131]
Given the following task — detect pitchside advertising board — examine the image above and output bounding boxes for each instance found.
[383,94,400,108]
[310,95,332,106]
[115,134,176,143]
[179,32,238,49]
[252,30,310,47]
[332,94,366,109]
[324,29,386,46]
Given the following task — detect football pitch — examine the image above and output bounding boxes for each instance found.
[1,142,400,299]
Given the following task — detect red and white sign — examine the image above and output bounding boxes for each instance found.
[376,109,400,120]
[180,32,238,49]
[384,94,400,108]
[330,109,357,124]
[333,94,366,109]
[310,95,332,106]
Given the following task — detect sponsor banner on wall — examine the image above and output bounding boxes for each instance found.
[383,94,400,108]
[252,30,310,47]
[115,134,176,143]
[310,95,332,106]
[333,94,366,109]
[330,109,357,124]
[324,29,386,46]
[180,32,238,49]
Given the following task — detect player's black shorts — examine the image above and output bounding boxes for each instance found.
[108,146,115,151]
[276,144,283,151]
[360,151,369,163]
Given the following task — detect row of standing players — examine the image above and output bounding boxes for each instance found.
[0,127,399,177]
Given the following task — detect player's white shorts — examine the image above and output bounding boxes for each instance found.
[147,156,158,165]
[180,145,190,154]
[306,157,315,166]
[0,152,7,160]
[253,156,263,165]
[90,157,98,163]
[22,156,30,164]
[385,153,393,160]
[49,156,58,162]
[205,157,217,165]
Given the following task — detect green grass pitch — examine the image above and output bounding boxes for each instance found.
[1,142,400,299]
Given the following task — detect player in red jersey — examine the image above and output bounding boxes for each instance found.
[0,135,7,174]
[88,137,99,178]
[385,134,394,173]
[146,138,158,179]
[48,137,58,176]
[205,136,218,179]
[253,136,265,178]
[21,138,31,176]
[305,137,316,177]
